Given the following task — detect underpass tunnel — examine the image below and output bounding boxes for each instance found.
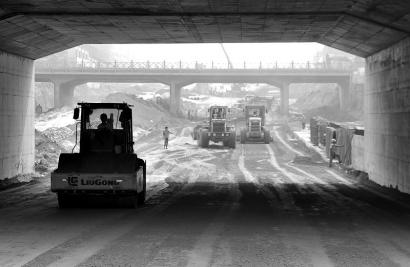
[0,1,410,196]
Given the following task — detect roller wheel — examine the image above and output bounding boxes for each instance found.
[240,130,246,144]
[119,195,138,209]
[138,191,146,206]
[57,193,72,209]
[199,131,209,148]
[264,130,271,144]
[137,162,147,206]
[230,133,236,149]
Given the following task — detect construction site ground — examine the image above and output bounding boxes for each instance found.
[2,122,410,266]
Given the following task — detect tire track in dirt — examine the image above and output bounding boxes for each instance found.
[185,183,240,267]
[79,147,238,266]
[21,176,198,267]
[236,143,334,266]
[269,126,410,266]
[19,128,206,267]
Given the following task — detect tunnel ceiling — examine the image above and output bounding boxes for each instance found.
[0,0,409,59]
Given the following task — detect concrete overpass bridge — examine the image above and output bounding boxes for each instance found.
[1,0,410,197]
[35,60,352,114]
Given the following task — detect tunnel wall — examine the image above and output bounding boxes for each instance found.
[365,37,410,192]
[0,51,34,180]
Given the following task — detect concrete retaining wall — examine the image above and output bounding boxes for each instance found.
[365,37,410,192]
[0,51,34,180]
[351,135,365,172]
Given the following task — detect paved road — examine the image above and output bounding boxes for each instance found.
[1,126,410,266]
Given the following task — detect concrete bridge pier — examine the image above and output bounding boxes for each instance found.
[53,80,82,108]
[365,37,410,193]
[0,51,35,181]
[280,82,290,115]
[337,81,350,111]
[169,82,183,116]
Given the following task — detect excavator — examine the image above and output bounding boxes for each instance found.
[51,102,146,208]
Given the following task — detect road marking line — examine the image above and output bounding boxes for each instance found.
[273,128,305,156]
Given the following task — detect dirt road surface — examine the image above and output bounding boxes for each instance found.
[2,126,410,267]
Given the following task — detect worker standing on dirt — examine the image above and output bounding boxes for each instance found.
[35,104,43,116]
[329,139,342,167]
[163,126,173,149]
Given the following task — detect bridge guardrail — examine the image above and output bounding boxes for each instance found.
[35,60,354,72]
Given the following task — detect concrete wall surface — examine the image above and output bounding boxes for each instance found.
[0,51,34,180]
[365,37,410,192]
[351,135,365,172]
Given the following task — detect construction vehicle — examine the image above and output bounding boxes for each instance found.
[51,103,146,209]
[245,95,274,111]
[240,105,271,144]
[192,121,208,140]
[196,106,236,148]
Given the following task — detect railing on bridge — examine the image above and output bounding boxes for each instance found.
[35,60,353,72]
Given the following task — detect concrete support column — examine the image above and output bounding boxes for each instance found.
[337,81,350,111]
[365,37,410,193]
[169,82,182,115]
[53,82,60,108]
[53,81,76,108]
[280,82,290,115]
[0,51,35,180]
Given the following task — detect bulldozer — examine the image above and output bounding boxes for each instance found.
[195,106,236,149]
[240,105,271,144]
[51,102,146,208]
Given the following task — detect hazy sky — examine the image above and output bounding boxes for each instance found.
[111,43,324,64]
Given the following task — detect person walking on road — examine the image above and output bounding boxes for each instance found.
[329,138,343,167]
[163,126,174,149]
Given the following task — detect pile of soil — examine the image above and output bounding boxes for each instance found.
[35,130,68,173]
[291,87,363,122]
[0,174,33,191]
[302,106,359,122]
[105,93,184,130]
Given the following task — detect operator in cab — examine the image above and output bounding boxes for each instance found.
[98,113,112,129]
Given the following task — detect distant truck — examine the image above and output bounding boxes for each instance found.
[194,106,236,149]
[240,105,271,144]
[229,103,245,121]
[245,95,274,111]
[51,103,146,209]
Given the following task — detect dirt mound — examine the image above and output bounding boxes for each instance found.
[291,87,362,122]
[302,105,358,122]
[105,93,185,130]
[35,130,67,173]
[292,87,339,111]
